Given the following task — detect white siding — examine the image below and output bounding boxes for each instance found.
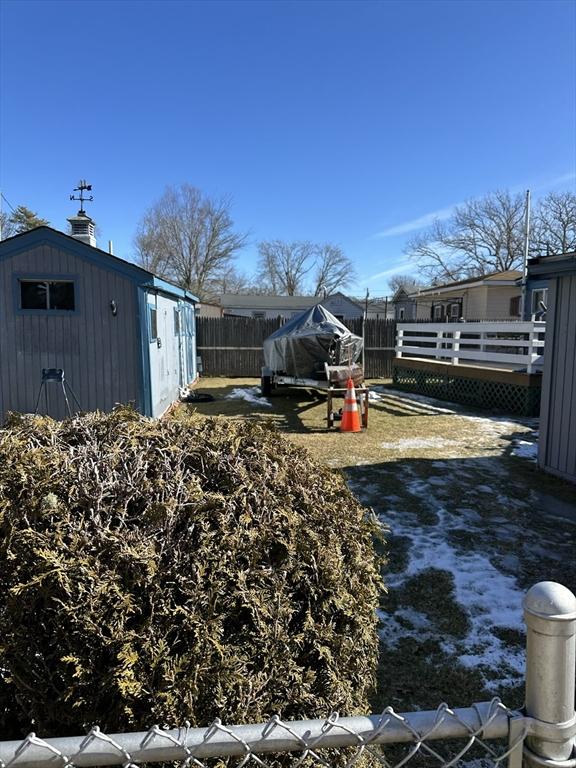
[147,292,194,417]
[484,286,521,319]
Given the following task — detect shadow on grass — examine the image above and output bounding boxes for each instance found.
[341,454,576,712]
[184,382,334,433]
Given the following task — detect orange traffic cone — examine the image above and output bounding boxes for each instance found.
[340,378,362,432]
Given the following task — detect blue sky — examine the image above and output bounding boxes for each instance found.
[1,0,575,296]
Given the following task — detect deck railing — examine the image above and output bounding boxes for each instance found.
[396,321,546,373]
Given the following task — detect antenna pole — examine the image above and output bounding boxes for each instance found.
[520,189,531,319]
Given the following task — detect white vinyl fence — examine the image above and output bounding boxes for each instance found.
[1,582,574,768]
[396,322,546,373]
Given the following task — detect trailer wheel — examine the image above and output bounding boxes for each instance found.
[261,376,272,396]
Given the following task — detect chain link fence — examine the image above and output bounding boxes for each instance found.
[0,699,524,768]
[0,582,574,768]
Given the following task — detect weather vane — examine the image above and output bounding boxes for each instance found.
[70,180,94,215]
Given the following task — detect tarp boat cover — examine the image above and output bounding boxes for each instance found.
[263,304,363,379]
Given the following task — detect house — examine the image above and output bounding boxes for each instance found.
[219,291,365,322]
[391,288,416,321]
[363,297,395,320]
[527,250,576,483]
[196,300,224,318]
[393,270,522,321]
[0,215,198,421]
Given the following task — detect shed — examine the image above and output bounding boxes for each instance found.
[527,251,576,483]
[0,225,198,421]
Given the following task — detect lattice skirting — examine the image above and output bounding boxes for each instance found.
[392,366,541,416]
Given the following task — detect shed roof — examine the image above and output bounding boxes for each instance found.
[527,251,576,278]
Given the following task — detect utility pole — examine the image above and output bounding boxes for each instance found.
[520,189,531,319]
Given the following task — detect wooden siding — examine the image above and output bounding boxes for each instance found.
[539,274,576,482]
[484,286,521,319]
[196,316,396,378]
[463,287,486,318]
[0,242,141,421]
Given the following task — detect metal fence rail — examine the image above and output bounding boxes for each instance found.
[0,701,520,768]
[1,582,574,768]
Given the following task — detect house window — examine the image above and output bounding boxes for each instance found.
[531,288,548,315]
[433,304,443,320]
[149,306,158,341]
[509,296,521,317]
[173,307,180,335]
[398,307,405,320]
[449,303,460,319]
[20,280,75,311]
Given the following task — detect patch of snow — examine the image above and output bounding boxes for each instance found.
[350,474,526,691]
[395,607,432,630]
[475,485,495,494]
[380,437,459,450]
[512,439,538,461]
[225,387,272,407]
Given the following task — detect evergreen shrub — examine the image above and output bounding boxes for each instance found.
[0,407,383,737]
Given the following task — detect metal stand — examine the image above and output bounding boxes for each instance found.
[326,386,369,429]
[34,368,81,418]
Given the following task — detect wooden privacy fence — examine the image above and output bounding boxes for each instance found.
[196,317,397,378]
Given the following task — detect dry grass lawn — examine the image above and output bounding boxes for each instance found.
[177,376,576,712]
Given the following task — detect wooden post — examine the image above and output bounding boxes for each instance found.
[396,327,404,358]
[453,329,461,366]
[435,329,443,361]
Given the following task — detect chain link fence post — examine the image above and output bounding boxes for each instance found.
[523,581,576,766]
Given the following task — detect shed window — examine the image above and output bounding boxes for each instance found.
[149,306,158,341]
[398,307,405,320]
[173,307,180,335]
[20,280,75,311]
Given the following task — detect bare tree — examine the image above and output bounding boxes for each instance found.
[0,211,13,240]
[257,240,316,295]
[405,189,576,284]
[312,244,357,295]
[210,265,257,295]
[257,240,355,295]
[532,191,576,255]
[387,274,425,294]
[133,184,247,300]
[405,191,526,283]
